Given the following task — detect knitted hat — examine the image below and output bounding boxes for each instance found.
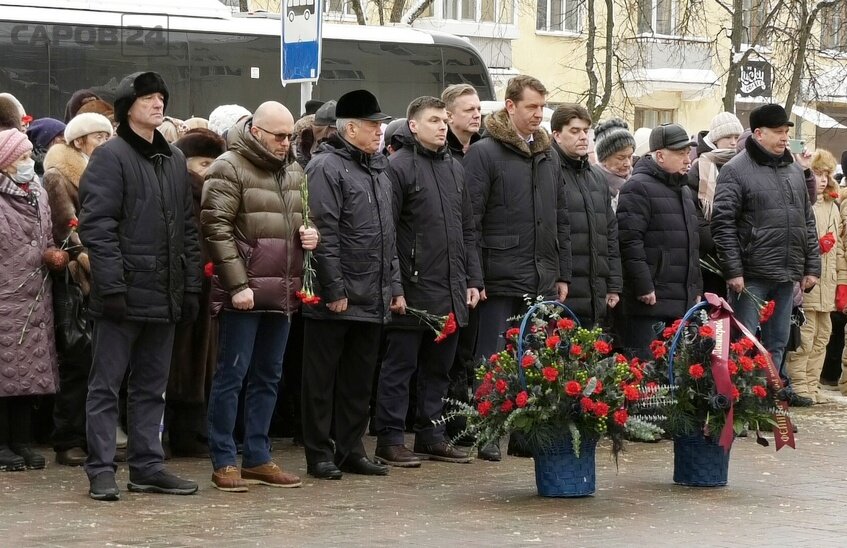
[76,99,115,121]
[114,71,170,125]
[707,112,744,144]
[183,117,208,131]
[0,96,22,130]
[174,128,226,159]
[26,118,67,152]
[208,104,251,136]
[633,127,652,156]
[0,129,33,170]
[65,113,113,143]
[64,89,100,122]
[594,118,636,162]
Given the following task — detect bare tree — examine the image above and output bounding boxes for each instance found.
[781,0,838,114]
[585,0,614,120]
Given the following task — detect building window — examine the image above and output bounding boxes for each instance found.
[536,0,581,33]
[821,3,847,52]
[634,107,675,129]
[637,0,676,36]
[324,0,359,18]
[742,0,770,47]
[442,0,514,24]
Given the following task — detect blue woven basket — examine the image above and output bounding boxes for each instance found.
[673,432,731,487]
[533,435,597,497]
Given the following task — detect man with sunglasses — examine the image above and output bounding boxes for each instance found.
[201,101,319,492]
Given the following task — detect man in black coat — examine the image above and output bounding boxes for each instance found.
[301,90,397,480]
[711,104,821,404]
[464,75,571,362]
[79,72,202,501]
[617,123,702,358]
[372,97,483,468]
[551,104,622,328]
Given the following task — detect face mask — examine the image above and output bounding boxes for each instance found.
[10,159,35,184]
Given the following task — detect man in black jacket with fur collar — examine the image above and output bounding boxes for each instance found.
[79,72,202,501]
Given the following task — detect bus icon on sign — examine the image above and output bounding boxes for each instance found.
[288,0,315,21]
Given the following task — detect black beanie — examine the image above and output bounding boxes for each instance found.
[114,72,170,125]
[174,128,226,159]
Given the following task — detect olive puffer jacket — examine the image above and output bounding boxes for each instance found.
[711,137,821,283]
[386,124,483,328]
[554,144,622,326]
[201,117,304,316]
[79,124,202,322]
[463,109,571,298]
[303,136,396,324]
[617,155,702,319]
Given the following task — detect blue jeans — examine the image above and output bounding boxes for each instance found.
[207,311,291,470]
[729,279,794,387]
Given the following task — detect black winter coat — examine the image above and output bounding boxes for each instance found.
[303,136,395,324]
[554,144,622,326]
[711,137,821,283]
[617,155,702,318]
[386,126,483,329]
[79,124,203,322]
[463,109,571,298]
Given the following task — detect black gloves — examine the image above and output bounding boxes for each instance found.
[179,293,200,324]
[102,293,127,322]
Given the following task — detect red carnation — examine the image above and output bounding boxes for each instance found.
[542,367,559,382]
[613,409,629,426]
[505,327,520,340]
[68,218,79,229]
[830,191,840,199]
[477,400,493,417]
[569,344,583,357]
[650,340,667,359]
[739,356,754,372]
[484,371,494,383]
[662,326,676,339]
[740,338,755,351]
[593,340,612,355]
[565,380,582,396]
[500,400,514,413]
[728,360,738,376]
[495,379,508,394]
[699,325,715,338]
[731,386,740,401]
[489,353,500,364]
[474,382,493,399]
[615,353,628,364]
[557,317,576,331]
[580,397,595,412]
[754,353,769,369]
[759,300,775,323]
[623,383,640,401]
[546,335,561,349]
[204,261,214,278]
[820,232,837,254]
[435,312,458,343]
[593,379,604,394]
[751,385,767,398]
[593,401,610,417]
[21,115,33,125]
[688,363,705,380]
[516,391,529,408]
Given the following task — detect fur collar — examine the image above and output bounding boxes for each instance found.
[483,109,551,157]
[117,123,173,160]
[43,144,87,188]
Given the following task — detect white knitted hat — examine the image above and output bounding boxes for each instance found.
[633,127,652,156]
[65,113,113,143]
[707,112,744,144]
[208,104,251,136]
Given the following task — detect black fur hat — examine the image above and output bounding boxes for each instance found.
[174,128,226,159]
[114,71,170,125]
[335,90,391,121]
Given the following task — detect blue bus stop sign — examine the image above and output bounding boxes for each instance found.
[281,0,322,84]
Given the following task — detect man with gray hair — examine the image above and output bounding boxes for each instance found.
[301,89,399,480]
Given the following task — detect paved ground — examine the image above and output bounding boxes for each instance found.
[4,390,847,547]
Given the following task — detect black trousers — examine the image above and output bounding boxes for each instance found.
[620,314,673,361]
[375,328,460,447]
[301,319,382,466]
[52,348,91,452]
[0,396,34,445]
[475,296,526,361]
[445,306,479,440]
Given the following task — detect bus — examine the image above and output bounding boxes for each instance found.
[0,0,496,119]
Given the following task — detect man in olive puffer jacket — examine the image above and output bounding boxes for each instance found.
[202,102,318,492]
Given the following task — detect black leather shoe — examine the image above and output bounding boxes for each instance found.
[56,447,87,467]
[478,442,501,462]
[339,456,389,476]
[10,444,46,470]
[308,461,342,480]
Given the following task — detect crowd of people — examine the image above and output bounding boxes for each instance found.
[1,70,846,502]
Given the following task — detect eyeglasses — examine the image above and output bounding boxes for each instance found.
[254,125,293,142]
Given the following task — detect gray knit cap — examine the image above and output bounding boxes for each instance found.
[594,118,636,161]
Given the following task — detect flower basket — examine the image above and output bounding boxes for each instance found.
[673,432,731,487]
[533,434,598,497]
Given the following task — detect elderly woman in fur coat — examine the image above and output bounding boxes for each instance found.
[0,129,61,472]
[42,112,113,466]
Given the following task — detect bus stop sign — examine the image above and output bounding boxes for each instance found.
[281,0,322,84]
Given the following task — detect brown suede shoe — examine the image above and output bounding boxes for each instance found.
[413,441,472,463]
[212,466,249,492]
[374,444,422,468]
[241,462,302,488]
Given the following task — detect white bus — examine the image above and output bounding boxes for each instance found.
[0,0,495,119]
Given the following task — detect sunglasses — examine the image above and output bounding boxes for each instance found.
[254,125,293,142]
